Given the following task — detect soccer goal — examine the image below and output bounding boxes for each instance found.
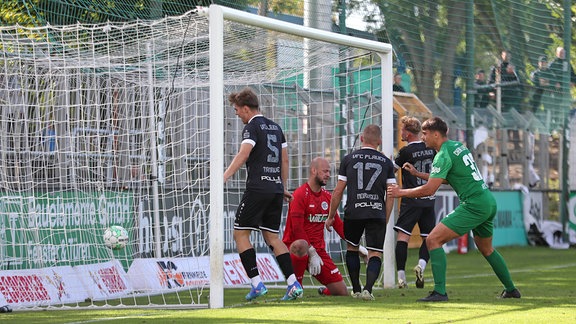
[0,5,393,310]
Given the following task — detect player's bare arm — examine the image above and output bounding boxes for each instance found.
[281,146,293,202]
[402,162,430,181]
[388,177,443,199]
[385,183,394,224]
[326,180,346,231]
[403,162,447,184]
[224,143,253,182]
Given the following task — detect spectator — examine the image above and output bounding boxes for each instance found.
[546,47,575,128]
[224,87,303,301]
[326,125,396,301]
[474,69,492,108]
[529,56,553,112]
[489,50,521,112]
[282,157,351,296]
[489,50,511,83]
[393,73,406,92]
[548,46,576,90]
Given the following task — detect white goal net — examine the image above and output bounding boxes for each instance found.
[0,5,392,310]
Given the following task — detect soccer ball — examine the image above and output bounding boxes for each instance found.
[103,225,129,250]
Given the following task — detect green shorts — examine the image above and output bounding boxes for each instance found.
[440,190,497,238]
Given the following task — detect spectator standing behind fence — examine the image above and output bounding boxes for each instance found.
[546,47,576,128]
[529,56,554,112]
[549,47,576,90]
[326,125,396,301]
[393,73,406,92]
[474,69,492,108]
[223,87,303,302]
[489,50,521,112]
[548,47,576,108]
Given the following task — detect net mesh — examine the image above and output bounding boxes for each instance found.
[0,7,389,308]
[0,0,574,309]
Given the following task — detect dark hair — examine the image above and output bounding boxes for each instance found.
[422,117,448,136]
[228,87,259,110]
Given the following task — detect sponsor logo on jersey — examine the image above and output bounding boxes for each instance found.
[308,214,328,222]
[263,166,280,173]
[356,192,379,200]
[260,175,282,183]
[354,201,383,210]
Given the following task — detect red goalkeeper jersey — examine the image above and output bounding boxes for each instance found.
[283,183,344,249]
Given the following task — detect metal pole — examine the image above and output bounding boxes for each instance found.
[208,5,225,309]
[560,0,571,242]
[146,43,163,259]
[338,0,348,159]
[465,0,475,152]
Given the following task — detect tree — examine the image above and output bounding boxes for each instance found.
[352,0,574,108]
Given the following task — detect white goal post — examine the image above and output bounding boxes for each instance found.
[0,5,394,311]
[204,5,394,309]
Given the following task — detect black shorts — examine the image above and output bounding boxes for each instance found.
[234,191,284,233]
[394,204,436,237]
[344,218,386,253]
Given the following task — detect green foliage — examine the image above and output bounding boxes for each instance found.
[0,0,36,26]
[1,0,575,111]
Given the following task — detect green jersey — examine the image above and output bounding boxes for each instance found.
[429,140,489,203]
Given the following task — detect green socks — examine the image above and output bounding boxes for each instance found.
[485,249,516,291]
[429,247,447,295]
[429,247,515,295]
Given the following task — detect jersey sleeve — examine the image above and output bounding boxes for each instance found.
[333,213,345,241]
[337,155,349,182]
[394,147,407,169]
[241,123,257,147]
[386,159,397,184]
[430,151,451,180]
[286,188,309,242]
[281,130,287,148]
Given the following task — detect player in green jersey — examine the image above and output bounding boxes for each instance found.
[387,116,521,302]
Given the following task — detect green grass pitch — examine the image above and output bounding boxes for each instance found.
[5,246,576,323]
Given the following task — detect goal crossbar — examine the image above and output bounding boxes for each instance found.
[205,4,395,309]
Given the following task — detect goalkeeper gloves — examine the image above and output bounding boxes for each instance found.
[307,246,324,276]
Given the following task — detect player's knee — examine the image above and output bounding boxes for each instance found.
[290,239,309,257]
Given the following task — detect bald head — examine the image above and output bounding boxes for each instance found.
[556,47,565,59]
[308,157,331,190]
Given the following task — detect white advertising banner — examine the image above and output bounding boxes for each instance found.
[222,253,284,286]
[0,260,131,308]
[0,266,88,307]
[128,256,210,291]
[127,253,284,292]
[76,260,132,301]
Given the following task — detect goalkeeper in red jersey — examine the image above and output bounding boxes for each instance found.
[282,157,350,296]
